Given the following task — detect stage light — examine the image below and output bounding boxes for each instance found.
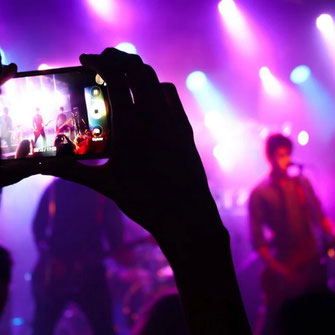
[218,0,247,38]
[259,127,269,139]
[186,71,208,92]
[12,318,24,327]
[282,122,292,136]
[298,130,309,146]
[0,47,6,64]
[316,14,334,33]
[115,42,137,54]
[259,66,282,97]
[259,66,270,80]
[290,65,311,84]
[38,64,50,71]
[24,272,32,282]
[218,0,237,16]
[87,0,114,18]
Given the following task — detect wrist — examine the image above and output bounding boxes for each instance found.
[152,190,222,239]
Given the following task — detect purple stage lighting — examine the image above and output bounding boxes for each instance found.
[87,0,116,21]
[186,71,208,92]
[282,122,292,136]
[218,0,248,39]
[290,65,311,84]
[115,42,137,54]
[218,0,237,16]
[259,66,282,97]
[38,64,50,70]
[316,14,334,33]
[0,47,6,64]
[298,130,309,146]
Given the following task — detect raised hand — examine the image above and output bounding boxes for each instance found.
[40,48,216,236]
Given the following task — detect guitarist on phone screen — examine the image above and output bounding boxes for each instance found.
[249,134,335,335]
[56,106,74,136]
[33,107,47,145]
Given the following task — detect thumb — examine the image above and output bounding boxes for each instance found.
[39,158,95,186]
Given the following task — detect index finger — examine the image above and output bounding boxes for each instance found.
[0,63,18,87]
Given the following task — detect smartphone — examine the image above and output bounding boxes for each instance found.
[0,66,111,160]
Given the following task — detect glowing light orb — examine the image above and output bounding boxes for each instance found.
[0,47,6,64]
[290,65,311,84]
[218,0,237,16]
[259,66,271,80]
[115,42,137,54]
[259,127,269,139]
[316,14,334,32]
[12,318,24,327]
[218,0,251,50]
[186,71,208,92]
[282,122,292,136]
[298,130,309,146]
[259,66,282,97]
[87,0,114,18]
[38,64,50,71]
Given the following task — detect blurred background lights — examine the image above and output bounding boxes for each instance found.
[290,65,311,84]
[186,71,208,91]
[115,42,137,54]
[38,64,50,70]
[259,66,271,80]
[259,66,283,96]
[87,0,114,18]
[0,47,6,64]
[24,272,32,282]
[259,127,270,139]
[12,318,24,327]
[218,0,250,48]
[298,130,309,146]
[282,122,292,136]
[316,14,334,33]
[218,0,237,16]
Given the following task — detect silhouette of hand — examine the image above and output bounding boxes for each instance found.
[41,48,214,235]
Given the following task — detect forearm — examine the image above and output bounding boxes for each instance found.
[154,196,251,335]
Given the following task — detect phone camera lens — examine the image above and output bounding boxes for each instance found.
[91,86,101,98]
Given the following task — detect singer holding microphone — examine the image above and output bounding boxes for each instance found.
[248,133,335,335]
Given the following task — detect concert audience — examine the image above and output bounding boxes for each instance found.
[15,139,32,159]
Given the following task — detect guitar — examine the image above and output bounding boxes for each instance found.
[56,117,74,134]
[33,120,53,139]
[261,257,327,307]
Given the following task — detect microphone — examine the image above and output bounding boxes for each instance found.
[288,161,304,176]
[289,161,304,169]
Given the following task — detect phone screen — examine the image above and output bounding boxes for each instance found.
[0,67,111,160]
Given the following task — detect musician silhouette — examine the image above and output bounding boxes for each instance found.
[0,107,13,152]
[32,108,47,146]
[31,178,124,335]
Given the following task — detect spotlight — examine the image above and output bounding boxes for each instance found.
[12,318,24,327]
[259,66,282,96]
[259,66,271,80]
[282,122,292,136]
[298,130,309,146]
[115,42,137,54]
[186,71,208,92]
[87,0,113,18]
[290,65,311,84]
[0,47,6,64]
[38,64,50,71]
[218,0,237,16]
[316,14,334,33]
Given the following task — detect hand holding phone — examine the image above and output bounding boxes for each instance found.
[39,48,212,236]
[0,49,252,335]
